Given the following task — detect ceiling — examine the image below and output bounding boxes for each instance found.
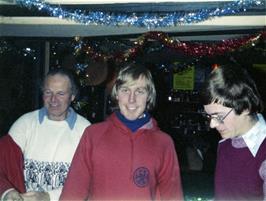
[0,0,265,40]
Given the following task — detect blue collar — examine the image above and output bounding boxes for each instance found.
[38,107,77,130]
[115,111,151,132]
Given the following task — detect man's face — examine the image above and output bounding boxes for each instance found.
[42,74,74,121]
[204,103,249,139]
[116,76,148,120]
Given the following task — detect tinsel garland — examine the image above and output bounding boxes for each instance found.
[73,30,266,65]
[15,0,264,28]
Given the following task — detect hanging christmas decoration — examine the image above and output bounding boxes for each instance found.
[15,0,264,28]
[73,30,266,63]
[82,60,108,86]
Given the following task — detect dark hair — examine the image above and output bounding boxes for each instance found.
[41,68,79,97]
[200,64,263,115]
[111,63,156,111]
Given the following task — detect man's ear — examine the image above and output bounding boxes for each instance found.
[71,95,75,102]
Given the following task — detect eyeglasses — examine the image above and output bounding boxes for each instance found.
[203,108,234,124]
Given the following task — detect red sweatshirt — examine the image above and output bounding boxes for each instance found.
[0,135,25,197]
[60,113,183,201]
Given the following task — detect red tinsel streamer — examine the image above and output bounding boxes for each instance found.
[75,30,266,62]
[144,31,266,57]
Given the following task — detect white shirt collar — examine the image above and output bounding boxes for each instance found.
[242,114,266,157]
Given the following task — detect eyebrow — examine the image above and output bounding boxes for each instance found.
[210,112,219,115]
[136,86,147,89]
[120,85,147,89]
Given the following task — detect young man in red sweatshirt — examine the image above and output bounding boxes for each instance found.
[60,63,183,201]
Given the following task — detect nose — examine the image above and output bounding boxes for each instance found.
[209,119,219,129]
[128,91,136,103]
[50,93,57,102]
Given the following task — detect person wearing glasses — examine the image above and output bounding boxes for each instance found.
[59,63,183,201]
[200,64,266,201]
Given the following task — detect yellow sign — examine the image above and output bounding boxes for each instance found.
[173,66,195,90]
[253,64,266,73]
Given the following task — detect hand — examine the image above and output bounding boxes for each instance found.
[21,191,50,201]
[2,189,23,201]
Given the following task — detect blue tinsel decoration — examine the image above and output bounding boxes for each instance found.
[15,0,264,28]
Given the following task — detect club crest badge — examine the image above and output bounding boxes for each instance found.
[133,167,150,187]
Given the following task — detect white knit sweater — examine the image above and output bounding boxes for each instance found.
[8,108,90,201]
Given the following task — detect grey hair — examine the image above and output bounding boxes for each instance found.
[41,68,79,97]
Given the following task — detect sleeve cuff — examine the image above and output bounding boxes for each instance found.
[1,188,15,201]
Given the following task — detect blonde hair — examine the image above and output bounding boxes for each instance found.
[111,63,156,111]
